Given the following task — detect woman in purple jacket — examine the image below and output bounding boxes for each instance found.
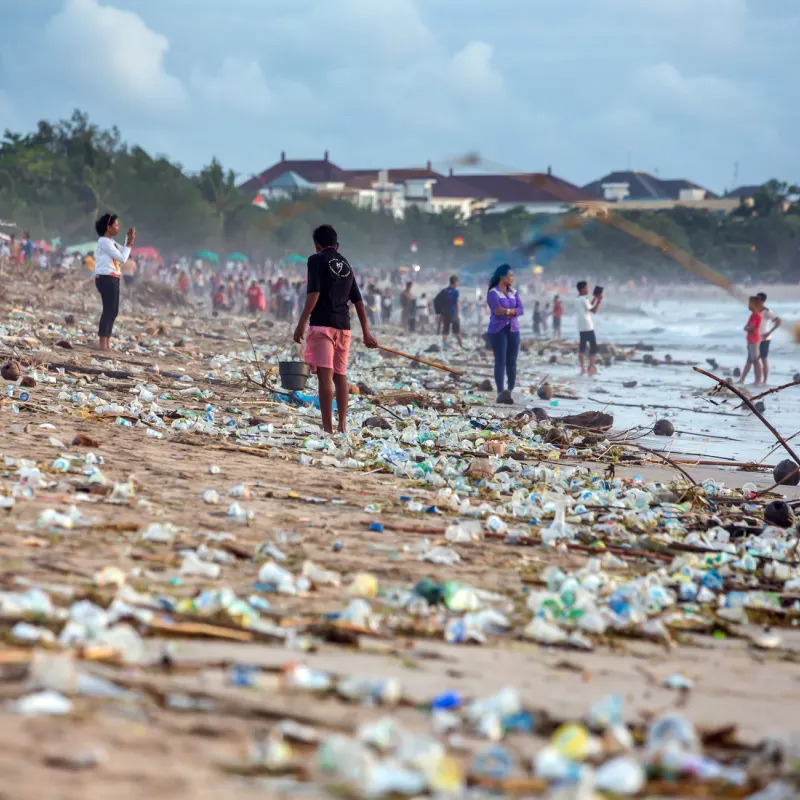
[487,264,524,404]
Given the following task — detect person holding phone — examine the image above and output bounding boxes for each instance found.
[576,281,601,375]
[94,213,135,350]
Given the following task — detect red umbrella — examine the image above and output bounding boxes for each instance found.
[131,246,162,264]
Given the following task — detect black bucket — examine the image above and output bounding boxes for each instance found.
[278,360,311,391]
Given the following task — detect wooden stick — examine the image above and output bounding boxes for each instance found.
[737,378,800,408]
[377,344,463,376]
[623,443,698,486]
[693,367,800,466]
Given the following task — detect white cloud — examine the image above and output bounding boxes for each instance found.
[0,0,796,189]
[448,42,504,96]
[632,63,750,117]
[191,57,272,115]
[42,0,187,115]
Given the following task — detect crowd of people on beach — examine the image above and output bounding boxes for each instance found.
[7,212,785,416]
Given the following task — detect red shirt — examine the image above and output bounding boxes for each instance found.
[746,311,762,344]
[553,299,563,319]
[247,285,263,308]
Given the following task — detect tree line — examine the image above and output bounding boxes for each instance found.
[1,110,798,280]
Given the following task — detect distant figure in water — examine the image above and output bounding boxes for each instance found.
[756,291,781,384]
[552,295,563,340]
[740,295,764,385]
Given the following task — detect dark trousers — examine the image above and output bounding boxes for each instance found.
[489,327,520,393]
[95,275,120,337]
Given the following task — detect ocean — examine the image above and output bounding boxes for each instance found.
[457,290,800,466]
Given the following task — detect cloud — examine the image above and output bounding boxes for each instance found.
[41,0,187,115]
[632,63,752,118]
[448,42,504,96]
[0,0,796,190]
[191,57,272,116]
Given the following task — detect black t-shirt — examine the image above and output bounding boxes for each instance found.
[306,248,362,329]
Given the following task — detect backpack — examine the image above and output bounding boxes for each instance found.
[433,288,449,316]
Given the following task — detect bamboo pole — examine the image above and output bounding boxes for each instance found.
[377,344,463,376]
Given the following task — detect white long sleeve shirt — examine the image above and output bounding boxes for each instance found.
[94,237,130,277]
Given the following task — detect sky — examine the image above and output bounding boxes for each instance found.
[1,0,797,193]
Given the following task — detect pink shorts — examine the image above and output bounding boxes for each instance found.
[305,326,351,375]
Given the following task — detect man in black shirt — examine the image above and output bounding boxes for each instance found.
[293,224,377,433]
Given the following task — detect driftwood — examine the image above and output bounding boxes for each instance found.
[587,396,741,418]
[622,443,698,487]
[736,378,800,409]
[377,344,463,376]
[526,407,613,432]
[694,367,800,467]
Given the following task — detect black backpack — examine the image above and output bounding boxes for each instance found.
[433,288,449,315]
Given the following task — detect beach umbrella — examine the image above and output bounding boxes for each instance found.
[65,241,96,256]
[226,252,248,262]
[284,253,307,263]
[193,250,219,264]
[131,246,162,264]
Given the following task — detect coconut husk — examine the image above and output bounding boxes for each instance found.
[559,411,614,431]
[1,360,21,381]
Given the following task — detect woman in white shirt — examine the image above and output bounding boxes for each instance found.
[94,213,135,350]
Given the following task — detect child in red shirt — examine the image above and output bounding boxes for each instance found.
[740,295,763,385]
[246,280,264,314]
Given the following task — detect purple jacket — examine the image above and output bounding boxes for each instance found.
[487,286,524,334]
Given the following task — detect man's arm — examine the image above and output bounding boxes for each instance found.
[767,312,782,337]
[293,293,319,343]
[354,301,378,348]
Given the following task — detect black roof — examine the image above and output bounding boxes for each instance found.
[583,170,716,200]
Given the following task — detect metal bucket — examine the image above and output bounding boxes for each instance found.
[278,360,311,391]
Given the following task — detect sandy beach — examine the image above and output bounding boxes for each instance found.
[1,269,800,798]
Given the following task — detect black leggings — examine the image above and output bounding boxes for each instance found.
[95,275,120,338]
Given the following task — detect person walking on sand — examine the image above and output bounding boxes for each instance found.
[293,224,378,434]
[576,281,600,376]
[739,295,764,385]
[400,281,413,329]
[552,294,563,340]
[94,213,134,351]
[756,291,781,384]
[487,264,523,405]
[532,300,542,336]
[381,287,393,324]
[439,274,463,348]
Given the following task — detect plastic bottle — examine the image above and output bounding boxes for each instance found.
[349,572,378,599]
[443,582,480,612]
[471,745,514,778]
[282,663,332,692]
[421,547,461,566]
[594,756,646,794]
[257,561,296,594]
[336,675,401,705]
[444,520,482,544]
[180,553,221,579]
